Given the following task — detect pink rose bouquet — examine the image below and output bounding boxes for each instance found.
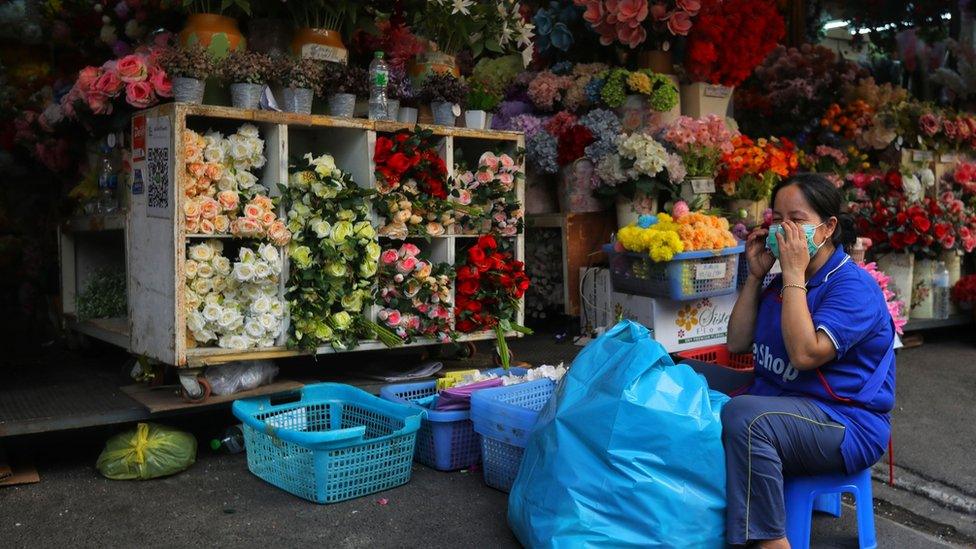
[377,243,455,343]
[451,151,525,236]
[661,115,736,178]
[61,46,171,119]
[574,0,701,49]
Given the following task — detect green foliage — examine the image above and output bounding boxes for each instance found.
[465,79,501,111]
[77,269,126,320]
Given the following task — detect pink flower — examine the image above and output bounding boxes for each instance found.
[200,198,220,220]
[93,71,124,97]
[407,315,421,330]
[667,10,693,35]
[148,66,172,98]
[582,0,604,25]
[117,54,148,83]
[499,154,516,170]
[386,310,402,327]
[261,211,277,227]
[86,92,113,115]
[396,257,418,274]
[217,190,239,211]
[616,0,649,25]
[377,309,390,321]
[475,170,493,185]
[461,171,475,185]
[416,303,430,314]
[244,204,262,218]
[125,81,156,108]
[381,249,399,265]
[268,221,291,246]
[203,163,222,181]
[479,152,500,172]
[497,172,515,189]
[400,243,421,257]
[456,189,472,205]
[77,66,103,91]
[200,219,216,235]
[677,0,701,15]
[942,234,956,250]
[672,200,690,219]
[919,113,940,137]
[616,21,647,48]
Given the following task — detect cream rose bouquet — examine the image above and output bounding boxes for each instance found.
[283,153,399,350]
[185,240,287,350]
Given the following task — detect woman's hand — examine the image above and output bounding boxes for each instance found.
[776,220,811,284]
[745,227,775,280]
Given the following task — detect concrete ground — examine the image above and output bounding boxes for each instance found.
[0,328,974,548]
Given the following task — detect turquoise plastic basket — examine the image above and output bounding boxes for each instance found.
[471,379,557,492]
[605,243,744,301]
[232,383,423,504]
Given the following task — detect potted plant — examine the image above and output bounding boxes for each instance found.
[386,66,412,122]
[221,50,274,110]
[421,73,467,127]
[325,64,366,118]
[158,44,215,104]
[279,58,321,114]
[661,115,735,208]
[464,79,500,130]
[289,0,359,65]
[179,0,249,58]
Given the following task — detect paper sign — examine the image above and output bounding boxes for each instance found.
[301,43,348,64]
[132,167,144,195]
[940,153,960,163]
[704,85,732,98]
[691,179,716,194]
[912,150,934,162]
[696,263,727,280]
[132,114,146,162]
[146,116,171,219]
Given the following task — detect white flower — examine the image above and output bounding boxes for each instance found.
[185,290,202,312]
[239,247,256,264]
[311,218,332,239]
[202,303,222,322]
[218,308,243,330]
[212,276,227,294]
[185,259,199,279]
[194,329,216,344]
[303,152,337,178]
[233,263,255,282]
[451,0,473,15]
[919,168,935,188]
[204,145,224,164]
[258,313,278,332]
[187,311,206,333]
[269,299,285,317]
[229,135,249,161]
[258,337,275,348]
[259,244,279,264]
[204,293,221,307]
[217,171,238,192]
[189,242,215,262]
[197,262,215,279]
[238,123,260,138]
[219,334,249,350]
[191,277,213,295]
[251,295,272,315]
[244,318,264,339]
[213,256,232,275]
[254,261,271,279]
[903,173,923,203]
[237,170,258,190]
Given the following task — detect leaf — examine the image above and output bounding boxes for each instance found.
[485,38,503,54]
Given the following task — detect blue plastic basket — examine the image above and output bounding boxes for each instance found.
[232,383,423,504]
[379,368,526,472]
[736,250,779,290]
[605,243,744,301]
[470,379,557,492]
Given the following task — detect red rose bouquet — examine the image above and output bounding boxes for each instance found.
[374,128,452,238]
[951,274,976,306]
[455,235,531,368]
[377,243,454,343]
[685,0,785,88]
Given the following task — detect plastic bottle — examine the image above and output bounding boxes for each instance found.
[97,134,120,214]
[210,425,245,454]
[368,51,390,121]
[933,261,950,320]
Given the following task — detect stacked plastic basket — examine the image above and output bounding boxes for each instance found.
[232,383,423,504]
[471,379,557,492]
[604,243,744,300]
[379,368,526,472]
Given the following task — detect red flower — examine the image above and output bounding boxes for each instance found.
[895,211,907,226]
[884,170,902,189]
[467,246,486,265]
[557,124,594,166]
[933,223,950,240]
[904,231,919,246]
[387,152,412,175]
[394,132,410,143]
[456,319,476,333]
[375,137,393,164]
[890,232,906,250]
[911,215,931,233]
[457,279,479,296]
[463,299,482,312]
[477,234,497,250]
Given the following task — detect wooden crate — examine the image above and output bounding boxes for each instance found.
[70,103,525,367]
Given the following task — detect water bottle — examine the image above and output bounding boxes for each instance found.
[368,51,390,121]
[933,260,950,320]
[210,425,245,454]
[97,134,120,214]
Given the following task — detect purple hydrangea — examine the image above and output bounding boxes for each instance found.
[580,109,622,162]
[508,114,545,139]
[492,100,533,130]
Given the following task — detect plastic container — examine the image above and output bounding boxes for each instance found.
[379,367,527,472]
[368,51,390,121]
[604,243,744,301]
[675,344,754,371]
[471,378,557,492]
[232,383,422,504]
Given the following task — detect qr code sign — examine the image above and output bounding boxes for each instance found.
[147,146,169,210]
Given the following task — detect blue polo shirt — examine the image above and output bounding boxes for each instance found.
[750,247,896,473]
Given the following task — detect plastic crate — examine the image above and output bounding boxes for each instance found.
[736,251,779,290]
[676,344,754,371]
[605,243,744,301]
[471,379,557,492]
[232,383,422,504]
[379,367,526,472]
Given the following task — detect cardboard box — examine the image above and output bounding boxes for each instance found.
[579,267,613,334]
[611,291,738,353]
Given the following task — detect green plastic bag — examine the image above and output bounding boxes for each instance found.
[96,423,197,480]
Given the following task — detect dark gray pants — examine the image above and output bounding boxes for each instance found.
[684,360,847,545]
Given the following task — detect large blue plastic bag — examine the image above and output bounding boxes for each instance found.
[508,320,730,548]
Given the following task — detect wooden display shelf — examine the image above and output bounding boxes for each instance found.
[119,103,524,368]
[528,211,617,316]
[64,315,130,348]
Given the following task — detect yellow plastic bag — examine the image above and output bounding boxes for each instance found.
[96,423,197,480]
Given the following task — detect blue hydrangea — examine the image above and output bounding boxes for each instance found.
[551,60,573,75]
[527,130,559,175]
[580,109,622,161]
[585,78,605,105]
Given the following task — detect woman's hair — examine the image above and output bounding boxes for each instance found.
[770,173,857,252]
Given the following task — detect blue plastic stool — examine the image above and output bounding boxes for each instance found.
[784,468,877,549]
